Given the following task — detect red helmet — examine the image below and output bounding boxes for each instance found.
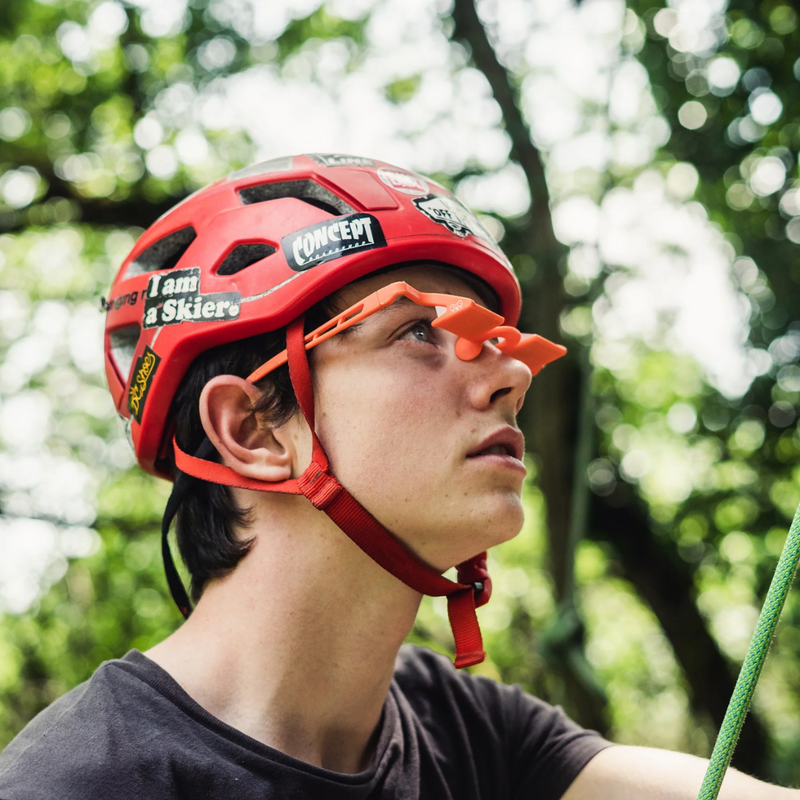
[104,153,539,669]
[104,153,522,479]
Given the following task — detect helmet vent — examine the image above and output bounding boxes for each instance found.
[109,325,140,381]
[238,180,354,217]
[125,226,197,278]
[217,243,277,276]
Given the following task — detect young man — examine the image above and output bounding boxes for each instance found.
[0,154,794,798]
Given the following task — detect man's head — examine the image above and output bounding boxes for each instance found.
[103,154,565,666]
[166,261,532,601]
[104,154,523,480]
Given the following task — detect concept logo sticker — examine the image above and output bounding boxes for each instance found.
[282,214,387,271]
[127,345,161,423]
[308,153,376,168]
[412,194,496,244]
[143,267,241,328]
[377,168,428,195]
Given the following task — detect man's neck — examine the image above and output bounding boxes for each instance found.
[145,495,422,774]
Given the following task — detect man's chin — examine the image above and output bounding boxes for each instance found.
[458,504,526,556]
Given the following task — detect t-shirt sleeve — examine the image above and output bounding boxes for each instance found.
[394,645,613,800]
[500,681,612,799]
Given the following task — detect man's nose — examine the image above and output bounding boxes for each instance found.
[464,342,533,413]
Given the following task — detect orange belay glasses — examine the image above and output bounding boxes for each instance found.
[247,281,568,384]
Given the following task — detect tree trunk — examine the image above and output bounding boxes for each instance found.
[450,0,608,731]
[591,490,769,777]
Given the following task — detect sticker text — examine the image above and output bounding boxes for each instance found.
[102,292,139,312]
[377,168,428,195]
[308,153,376,168]
[143,267,241,328]
[127,345,161,423]
[282,214,387,271]
[412,194,496,243]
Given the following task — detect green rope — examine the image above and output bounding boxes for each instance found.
[697,501,800,800]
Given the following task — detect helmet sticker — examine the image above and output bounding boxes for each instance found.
[102,291,140,313]
[143,267,241,328]
[308,153,376,168]
[282,213,387,271]
[127,345,161,423]
[377,168,428,195]
[412,193,497,245]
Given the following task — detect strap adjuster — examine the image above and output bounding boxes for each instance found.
[298,462,344,510]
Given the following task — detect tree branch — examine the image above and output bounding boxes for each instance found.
[450,0,558,254]
[0,144,185,232]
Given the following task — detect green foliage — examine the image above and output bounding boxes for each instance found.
[602,0,800,778]
[0,520,176,748]
[385,75,422,104]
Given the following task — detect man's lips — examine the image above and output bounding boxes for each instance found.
[466,427,525,462]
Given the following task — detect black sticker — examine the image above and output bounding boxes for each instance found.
[412,194,496,243]
[143,267,241,329]
[282,214,387,271]
[308,153,375,168]
[127,345,160,423]
[102,291,139,313]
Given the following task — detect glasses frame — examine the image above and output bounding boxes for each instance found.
[246,281,566,384]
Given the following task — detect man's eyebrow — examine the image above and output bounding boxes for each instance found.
[339,295,429,336]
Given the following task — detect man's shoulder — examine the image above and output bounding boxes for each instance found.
[393,644,612,799]
[0,651,171,799]
[392,643,534,748]
[393,643,523,718]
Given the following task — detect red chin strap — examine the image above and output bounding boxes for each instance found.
[172,316,492,669]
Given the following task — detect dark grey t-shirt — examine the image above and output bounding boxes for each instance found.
[0,645,610,799]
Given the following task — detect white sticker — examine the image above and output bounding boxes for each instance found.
[377,168,428,195]
[412,194,496,244]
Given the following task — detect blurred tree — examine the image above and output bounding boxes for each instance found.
[616,0,800,780]
[4,0,800,787]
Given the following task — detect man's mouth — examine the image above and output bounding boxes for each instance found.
[467,428,525,462]
[474,444,513,457]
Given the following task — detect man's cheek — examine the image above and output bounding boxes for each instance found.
[380,381,455,423]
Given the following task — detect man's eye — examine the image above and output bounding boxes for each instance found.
[401,322,433,343]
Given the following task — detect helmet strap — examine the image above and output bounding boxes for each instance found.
[161,436,217,619]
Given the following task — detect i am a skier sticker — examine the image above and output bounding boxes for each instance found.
[143,267,241,328]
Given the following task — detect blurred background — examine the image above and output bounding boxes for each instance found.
[2,0,800,784]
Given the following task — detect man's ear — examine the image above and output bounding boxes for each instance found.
[199,375,305,482]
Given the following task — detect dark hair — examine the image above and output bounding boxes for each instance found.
[170,331,292,602]
[168,263,498,602]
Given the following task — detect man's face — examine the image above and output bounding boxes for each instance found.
[309,265,532,571]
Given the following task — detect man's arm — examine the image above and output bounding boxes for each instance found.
[562,745,797,800]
